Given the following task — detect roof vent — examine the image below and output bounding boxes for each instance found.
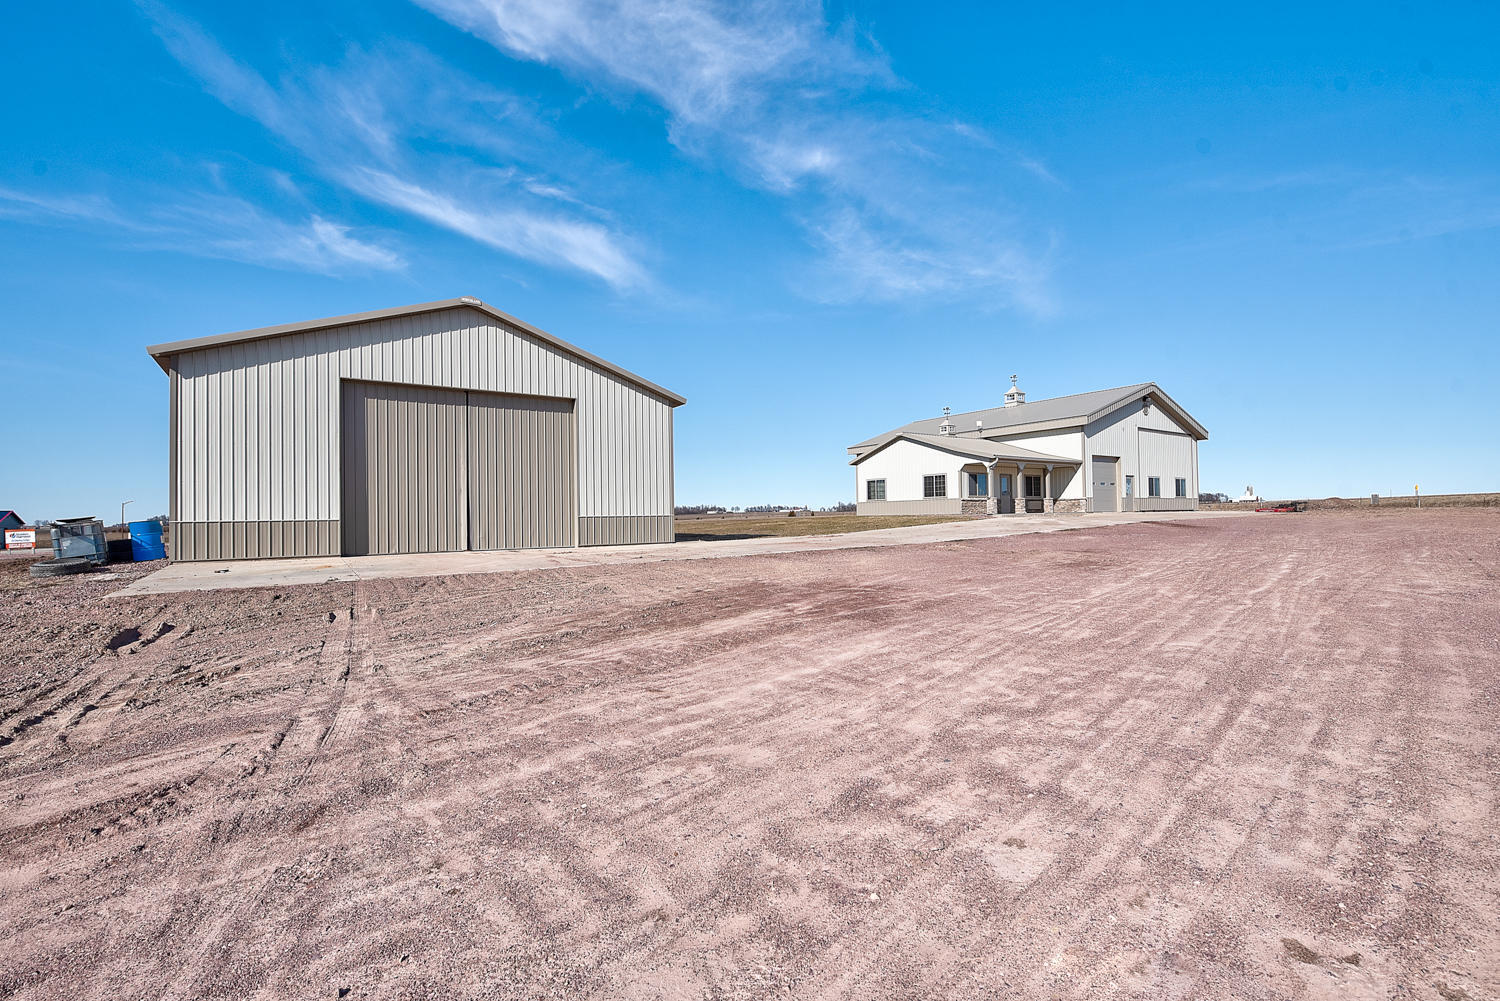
[1003,374,1026,408]
[938,406,955,436]
[459,295,481,304]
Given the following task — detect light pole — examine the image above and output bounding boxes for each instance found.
[121,500,133,530]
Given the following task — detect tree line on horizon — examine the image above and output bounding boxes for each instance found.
[676,502,857,515]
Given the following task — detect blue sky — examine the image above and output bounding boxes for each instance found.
[2,1,1497,519]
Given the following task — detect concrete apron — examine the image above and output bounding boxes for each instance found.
[110,510,1250,597]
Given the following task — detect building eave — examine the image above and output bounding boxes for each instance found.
[146,297,687,407]
[850,433,1078,467]
[850,381,1209,453]
[1084,383,1208,440]
[852,418,1085,456]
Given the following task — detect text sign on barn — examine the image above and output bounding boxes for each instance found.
[4,529,36,550]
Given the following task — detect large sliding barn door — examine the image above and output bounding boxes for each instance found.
[341,381,469,556]
[467,391,576,550]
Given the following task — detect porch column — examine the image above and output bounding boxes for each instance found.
[1044,465,1055,514]
[986,462,998,515]
[1015,463,1026,514]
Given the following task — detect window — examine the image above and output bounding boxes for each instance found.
[866,479,886,501]
[1124,474,1134,497]
[1148,476,1161,497]
[967,472,988,497]
[1024,474,1042,497]
[923,474,946,498]
[1175,478,1187,498]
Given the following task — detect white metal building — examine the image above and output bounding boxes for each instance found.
[148,298,685,561]
[848,380,1207,516]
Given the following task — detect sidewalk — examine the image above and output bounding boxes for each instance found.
[111,510,1248,597]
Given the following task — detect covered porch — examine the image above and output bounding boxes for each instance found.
[958,446,1082,516]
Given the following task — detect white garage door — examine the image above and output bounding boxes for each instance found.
[1092,457,1118,512]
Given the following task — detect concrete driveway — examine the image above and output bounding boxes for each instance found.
[112,510,1249,596]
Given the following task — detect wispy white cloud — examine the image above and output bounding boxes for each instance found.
[194,207,405,273]
[138,0,290,134]
[1188,166,1367,193]
[1180,165,1500,251]
[416,0,888,128]
[807,208,1057,314]
[0,187,130,227]
[0,183,403,274]
[344,168,646,288]
[1017,156,1066,189]
[136,1,648,290]
[414,0,1057,310]
[1330,178,1500,248]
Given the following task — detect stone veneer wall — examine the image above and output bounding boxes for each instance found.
[960,498,989,517]
[1052,499,1085,514]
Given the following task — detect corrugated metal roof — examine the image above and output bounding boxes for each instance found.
[851,383,1151,448]
[146,297,686,407]
[850,433,1078,466]
[849,382,1207,452]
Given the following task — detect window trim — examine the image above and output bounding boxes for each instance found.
[1147,476,1162,498]
[1024,474,1043,498]
[966,471,988,498]
[866,478,886,501]
[1174,477,1187,498]
[922,474,947,499]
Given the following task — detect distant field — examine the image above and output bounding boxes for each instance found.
[674,513,975,540]
[1201,491,1499,512]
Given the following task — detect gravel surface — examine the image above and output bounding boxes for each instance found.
[1,510,1496,1000]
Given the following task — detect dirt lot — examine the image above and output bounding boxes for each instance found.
[1,510,1496,1000]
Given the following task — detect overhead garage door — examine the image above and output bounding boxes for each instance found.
[1092,457,1118,512]
[341,381,576,556]
[467,391,576,550]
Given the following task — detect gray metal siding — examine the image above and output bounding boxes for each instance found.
[468,391,576,550]
[578,515,673,545]
[168,361,181,561]
[1084,398,1201,513]
[1137,428,1197,511]
[175,520,340,561]
[1134,497,1196,512]
[341,381,469,557]
[170,305,674,558]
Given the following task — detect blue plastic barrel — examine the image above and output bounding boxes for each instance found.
[129,520,166,561]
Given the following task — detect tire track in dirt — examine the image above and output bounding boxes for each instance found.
[151,584,361,1000]
[769,534,1267,997]
[2,513,1497,1001]
[970,551,1350,993]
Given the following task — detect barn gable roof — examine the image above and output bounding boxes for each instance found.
[146,297,686,407]
[848,381,1206,455]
